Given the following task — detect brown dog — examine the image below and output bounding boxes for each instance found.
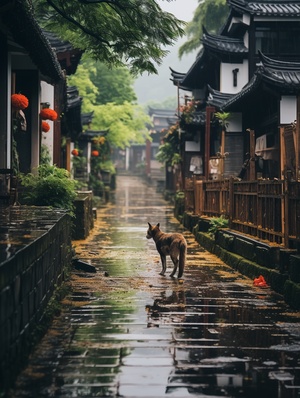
[146,222,187,278]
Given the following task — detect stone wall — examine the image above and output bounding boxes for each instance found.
[0,206,73,390]
[181,212,300,310]
[73,191,94,240]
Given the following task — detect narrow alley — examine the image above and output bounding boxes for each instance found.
[9,175,300,398]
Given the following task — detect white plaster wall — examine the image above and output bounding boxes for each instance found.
[227,113,243,133]
[280,96,297,124]
[220,60,249,94]
[40,81,55,164]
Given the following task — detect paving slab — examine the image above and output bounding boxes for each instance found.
[8,175,300,398]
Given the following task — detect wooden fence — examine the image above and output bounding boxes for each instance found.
[185,177,300,248]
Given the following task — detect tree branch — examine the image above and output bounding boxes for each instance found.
[45,0,112,46]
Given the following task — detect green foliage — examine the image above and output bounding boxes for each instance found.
[215,112,231,130]
[179,0,229,58]
[20,164,77,214]
[145,97,177,111]
[91,102,151,149]
[33,0,185,75]
[88,173,105,196]
[208,216,229,236]
[91,61,137,105]
[156,143,181,166]
[40,144,51,165]
[68,58,152,149]
[72,155,87,173]
[156,123,181,165]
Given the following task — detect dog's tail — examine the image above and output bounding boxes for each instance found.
[178,241,187,278]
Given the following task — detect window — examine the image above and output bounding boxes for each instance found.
[255,28,277,55]
[255,24,300,56]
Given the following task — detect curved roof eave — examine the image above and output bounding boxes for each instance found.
[222,52,300,111]
[228,0,300,17]
[207,85,235,109]
[2,0,64,83]
[202,30,248,55]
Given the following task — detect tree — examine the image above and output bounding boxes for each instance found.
[145,96,177,111]
[32,0,185,74]
[68,59,151,148]
[179,0,228,58]
[215,111,230,177]
[92,102,151,149]
[91,61,137,105]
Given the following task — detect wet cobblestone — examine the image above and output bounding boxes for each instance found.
[8,176,300,398]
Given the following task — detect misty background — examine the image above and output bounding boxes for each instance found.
[134,0,199,105]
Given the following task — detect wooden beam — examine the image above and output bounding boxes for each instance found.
[247,128,256,180]
[297,97,300,181]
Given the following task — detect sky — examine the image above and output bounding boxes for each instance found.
[134,0,199,105]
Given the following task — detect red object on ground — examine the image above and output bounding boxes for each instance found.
[253,275,268,287]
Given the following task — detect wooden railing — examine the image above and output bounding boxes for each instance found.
[185,177,300,248]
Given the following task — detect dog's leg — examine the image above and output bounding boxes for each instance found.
[159,253,166,276]
[169,254,178,277]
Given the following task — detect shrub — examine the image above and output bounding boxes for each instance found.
[208,215,229,236]
[20,164,77,215]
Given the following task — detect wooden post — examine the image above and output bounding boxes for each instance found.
[205,106,215,180]
[248,128,256,180]
[229,177,234,228]
[283,178,289,247]
[66,137,71,172]
[220,128,225,177]
[280,126,286,180]
[280,126,287,246]
[297,97,300,180]
[194,180,203,215]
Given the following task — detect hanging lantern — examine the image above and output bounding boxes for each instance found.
[71,149,79,156]
[11,94,29,110]
[40,108,58,121]
[91,150,99,157]
[42,121,50,133]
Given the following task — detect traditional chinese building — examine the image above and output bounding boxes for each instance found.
[169,0,300,248]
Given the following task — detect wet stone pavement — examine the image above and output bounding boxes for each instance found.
[8,175,300,398]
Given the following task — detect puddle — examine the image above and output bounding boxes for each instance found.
[8,176,300,398]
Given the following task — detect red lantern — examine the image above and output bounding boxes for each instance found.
[11,94,29,110]
[71,149,79,156]
[42,121,50,133]
[40,108,58,121]
[91,150,99,157]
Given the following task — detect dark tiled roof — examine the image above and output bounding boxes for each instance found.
[180,48,212,90]
[67,86,82,110]
[79,130,108,141]
[81,112,94,126]
[148,107,176,117]
[1,0,64,83]
[170,48,210,90]
[228,0,300,16]
[43,30,74,54]
[222,51,300,110]
[184,111,206,126]
[202,30,248,55]
[43,30,83,75]
[207,85,235,109]
[169,68,189,89]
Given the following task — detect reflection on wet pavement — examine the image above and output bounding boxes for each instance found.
[9,176,300,398]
